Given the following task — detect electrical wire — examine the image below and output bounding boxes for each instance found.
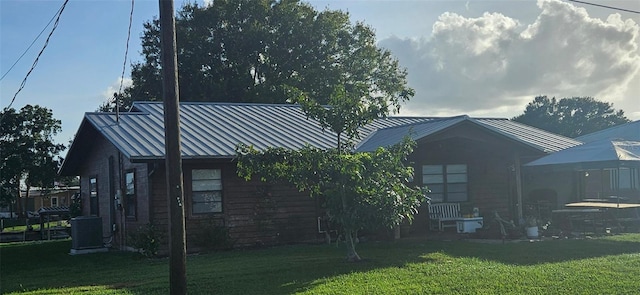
[0,4,64,82]
[568,0,640,14]
[115,0,135,110]
[2,0,70,114]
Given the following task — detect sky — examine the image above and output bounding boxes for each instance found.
[1,0,639,153]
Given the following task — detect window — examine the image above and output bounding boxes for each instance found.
[90,177,99,215]
[422,164,468,202]
[125,170,137,219]
[191,169,222,214]
[609,167,639,190]
[51,196,58,207]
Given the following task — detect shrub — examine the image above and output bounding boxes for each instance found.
[128,223,163,257]
[195,220,234,250]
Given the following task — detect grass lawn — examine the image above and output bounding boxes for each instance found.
[2,234,640,294]
[1,220,70,233]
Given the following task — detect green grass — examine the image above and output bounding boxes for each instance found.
[1,220,70,233]
[2,235,640,294]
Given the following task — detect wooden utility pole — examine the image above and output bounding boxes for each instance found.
[159,0,187,294]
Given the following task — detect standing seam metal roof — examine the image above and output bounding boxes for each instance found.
[356,116,582,153]
[471,118,582,153]
[69,102,581,163]
[575,120,640,143]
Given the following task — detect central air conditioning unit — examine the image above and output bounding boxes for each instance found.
[70,216,108,255]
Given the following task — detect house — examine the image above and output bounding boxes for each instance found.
[59,102,579,251]
[14,186,79,218]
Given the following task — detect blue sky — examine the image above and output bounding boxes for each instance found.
[1,0,639,153]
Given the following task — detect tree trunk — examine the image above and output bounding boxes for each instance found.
[344,229,361,262]
[21,182,29,218]
[341,191,361,262]
[337,131,361,262]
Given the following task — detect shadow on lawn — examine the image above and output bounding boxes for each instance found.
[2,235,640,295]
[185,235,640,294]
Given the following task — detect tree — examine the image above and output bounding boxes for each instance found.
[238,68,418,261]
[512,96,630,138]
[237,139,424,262]
[0,105,65,214]
[107,0,411,110]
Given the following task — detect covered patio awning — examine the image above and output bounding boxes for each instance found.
[37,206,70,216]
[525,140,640,170]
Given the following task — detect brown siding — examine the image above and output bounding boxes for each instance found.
[149,161,322,251]
[406,122,544,232]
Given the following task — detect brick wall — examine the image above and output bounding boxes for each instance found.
[77,135,150,248]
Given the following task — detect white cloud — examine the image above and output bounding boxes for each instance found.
[383,0,640,119]
[101,77,133,104]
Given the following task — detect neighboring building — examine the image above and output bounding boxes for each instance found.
[525,120,640,209]
[59,102,579,251]
[15,186,79,217]
[0,186,78,219]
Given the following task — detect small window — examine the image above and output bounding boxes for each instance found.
[422,164,468,202]
[90,177,99,216]
[51,196,59,207]
[125,170,137,219]
[191,169,222,214]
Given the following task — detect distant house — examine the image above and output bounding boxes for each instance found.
[16,186,79,218]
[59,102,579,251]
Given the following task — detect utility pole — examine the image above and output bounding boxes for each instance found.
[158,0,187,294]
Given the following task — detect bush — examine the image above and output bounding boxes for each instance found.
[128,223,163,257]
[195,220,234,250]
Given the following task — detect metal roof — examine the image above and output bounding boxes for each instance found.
[80,102,447,161]
[474,118,582,153]
[355,116,468,151]
[37,206,70,215]
[575,120,640,143]
[525,140,640,169]
[86,102,341,160]
[356,116,582,153]
[60,102,581,175]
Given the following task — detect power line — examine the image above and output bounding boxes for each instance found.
[0,4,64,82]
[568,0,640,14]
[2,0,70,113]
[117,0,135,101]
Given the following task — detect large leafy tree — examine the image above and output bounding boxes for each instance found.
[108,0,411,110]
[0,105,65,214]
[512,96,630,138]
[238,139,423,262]
[238,76,420,261]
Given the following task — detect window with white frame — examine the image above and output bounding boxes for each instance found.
[191,169,222,214]
[51,196,58,207]
[422,164,468,203]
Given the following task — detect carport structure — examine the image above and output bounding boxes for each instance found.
[37,206,70,240]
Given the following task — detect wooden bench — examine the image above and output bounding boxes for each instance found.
[429,203,461,231]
